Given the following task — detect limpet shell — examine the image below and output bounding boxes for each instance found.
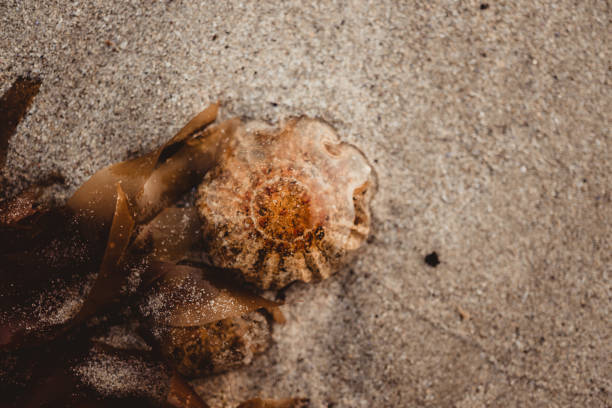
[197,117,374,289]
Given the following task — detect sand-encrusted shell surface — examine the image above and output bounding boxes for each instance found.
[197,118,374,289]
[157,312,270,378]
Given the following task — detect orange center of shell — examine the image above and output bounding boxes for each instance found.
[252,179,313,242]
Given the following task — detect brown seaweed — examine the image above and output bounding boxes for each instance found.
[0,106,224,352]
[0,188,42,225]
[133,206,202,263]
[0,206,100,349]
[167,373,210,408]
[8,340,210,408]
[71,184,135,325]
[0,77,42,170]
[0,105,329,407]
[67,103,222,231]
[139,263,279,328]
[236,398,310,408]
[134,118,240,224]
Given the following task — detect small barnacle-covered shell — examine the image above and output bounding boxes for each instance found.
[156,311,270,378]
[197,117,374,289]
[136,263,276,377]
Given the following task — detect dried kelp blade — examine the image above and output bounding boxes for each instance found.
[0,186,133,349]
[140,263,279,328]
[135,118,241,223]
[67,103,219,230]
[236,398,310,408]
[65,397,166,408]
[12,340,209,408]
[0,76,42,169]
[71,344,172,407]
[0,327,96,408]
[0,189,52,254]
[133,206,202,263]
[71,183,135,325]
[156,102,219,165]
[0,173,69,254]
[167,373,210,408]
[0,188,41,225]
[0,209,100,349]
[67,154,154,232]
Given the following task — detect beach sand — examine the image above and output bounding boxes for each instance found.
[1,1,610,406]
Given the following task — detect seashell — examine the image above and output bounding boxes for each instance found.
[197,117,374,289]
[156,311,270,378]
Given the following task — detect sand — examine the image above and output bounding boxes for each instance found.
[1,1,610,406]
